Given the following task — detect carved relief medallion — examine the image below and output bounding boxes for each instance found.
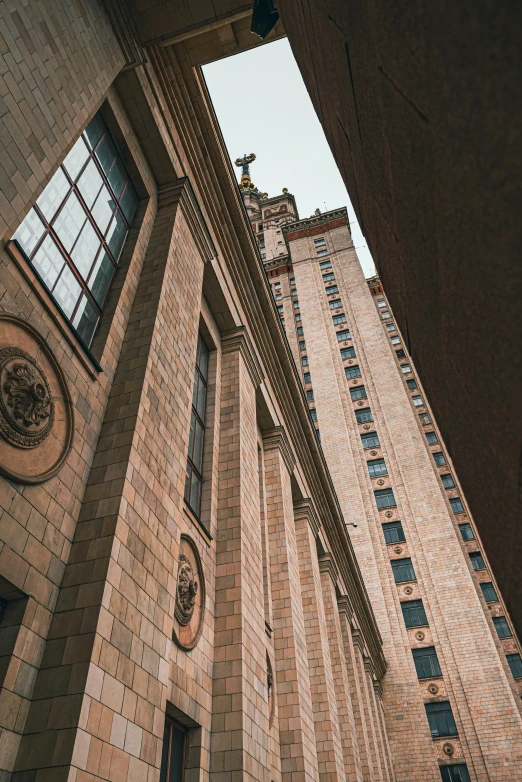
[442,742,454,757]
[428,683,439,695]
[173,535,205,651]
[0,315,73,483]
[267,652,275,727]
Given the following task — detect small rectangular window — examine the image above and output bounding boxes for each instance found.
[493,616,512,638]
[382,520,405,545]
[450,497,464,514]
[306,390,314,401]
[301,356,309,366]
[297,326,304,336]
[412,395,423,407]
[295,313,302,322]
[293,301,300,309]
[290,277,295,284]
[275,293,282,300]
[319,260,332,270]
[381,311,391,319]
[274,281,281,288]
[391,335,401,345]
[400,364,412,374]
[322,272,335,282]
[406,378,418,389]
[160,718,186,782]
[401,599,427,628]
[396,349,406,359]
[314,238,326,246]
[507,653,522,679]
[480,582,498,602]
[317,248,329,257]
[361,431,380,449]
[355,407,373,424]
[386,323,396,331]
[367,457,387,477]
[336,329,351,341]
[412,646,442,679]
[377,300,386,307]
[392,558,416,583]
[433,451,446,465]
[310,409,317,422]
[325,285,339,295]
[341,346,356,360]
[304,372,311,383]
[458,523,475,541]
[470,552,486,570]
[426,431,438,444]
[350,385,367,401]
[345,365,361,379]
[441,474,455,489]
[439,764,471,782]
[419,413,431,424]
[299,340,306,351]
[374,488,396,509]
[425,702,457,738]
[277,305,284,314]
[332,314,347,325]
[281,319,285,327]
[291,289,298,297]
[329,298,342,310]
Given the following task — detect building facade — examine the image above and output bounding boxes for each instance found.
[246,173,522,781]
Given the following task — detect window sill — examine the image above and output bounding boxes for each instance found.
[183,501,213,543]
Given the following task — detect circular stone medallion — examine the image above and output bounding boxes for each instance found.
[415,631,425,641]
[428,683,439,695]
[404,586,413,595]
[0,316,73,483]
[442,742,454,756]
[173,535,205,651]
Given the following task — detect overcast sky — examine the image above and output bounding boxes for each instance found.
[203,39,376,278]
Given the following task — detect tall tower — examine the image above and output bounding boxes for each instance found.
[239,165,522,781]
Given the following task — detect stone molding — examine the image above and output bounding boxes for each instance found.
[337,595,354,623]
[282,207,349,237]
[318,552,339,585]
[221,326,264,388]
[102,0,147,70]
[158,178,216,264]
[351,628,366,655]
[262,425,296,475]
[373,680,383,700]
[293,498,321,537]
[363,656,376,681]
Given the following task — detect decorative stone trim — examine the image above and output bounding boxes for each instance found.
[363,656,376,680]
[158,178,216,263]
[262,425,296,475]
[221,326,264,388]
[102,0,147,69]
[351,628,366,654]
[293,498,321,537]
[282,207,349,237]
[373,680,383,700]
[318,552,339,585]
[337,595,354,623]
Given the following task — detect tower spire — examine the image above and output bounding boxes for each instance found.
[234,153,257,191]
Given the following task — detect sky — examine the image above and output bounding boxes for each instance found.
[203,39,376,278]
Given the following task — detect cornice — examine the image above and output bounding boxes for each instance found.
[293,498,321,537]
[102,0,147,70]
[158,178,216,263]
[363,656,376,681]
[337,595,354,624]
[263,255,290,272]
[262,426,296,475]
[221,326,264,389]
[373,680,383,699]
[318,553,339,585]
[351,628,366,654]
[282,207,349,236]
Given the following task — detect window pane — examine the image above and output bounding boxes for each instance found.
[345,365,361,378]
[189,472,201,516]
[406,378,417,389]
[85,113,106,149]
[458,523,475,541]
[426,432,438,444]
[480,582,497,602]
[71,219,101,279]
[72,295,99,346]
[95,133,117,176]
[337,329,351,341]
[196,375,207,420]
[450,498,464,513]
[413,647,442,679]
[392,558,415,583]
[91,185,116,234]
[341,346,356,359]
[440,763,471,782]
[53,265,82,318]
[400,364,411,373]
[425,702,457,738]
[119,181,139,223]
[493,616,512,638]
[356,407,373,424]
[107,158,127,199]
[382,521,405,545]
[401,599,427,628]
[63,136,90,181]
[192,418,204,473]
[441,474,455,489]
[77,159,104,209]
[507,654,522,679]
[36,167,69,221]
[13,208,45,256]
[53,192,87,253]
[368,458,387,477]
[374,489,396,509]
[106,210,128,260]
[89,251,115,306]
[361,432,380,448]
[329,299,342,309]
[433,451,446,465]
[32,236,66,289]
[470,552,485,570]
[412,395,423,406]
[350,385,367,400]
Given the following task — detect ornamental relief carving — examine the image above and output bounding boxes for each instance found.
[0,315,73,484]
[173,535,205,651]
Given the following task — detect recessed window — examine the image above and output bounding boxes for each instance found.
[401,599,427,628]
[395,349,406,359]
[281,319,285,327]
[426,431,438,444]
[310,409,317,422]
[450,497,464,514]
[332,314,347,325]
[386,323,396,331]
[400,364,412,374]
[412,395,423,407]
[439,764,471,782]
[381,311,391,319]
[406,378,418,389]
[392,557,416,583]
[323,272,335,282]
[304,372,311,383]
[433,451,446,465]
[160,718,186,782]
[419,413,431,424]
[275,293,282,301]
[377,300,386,307]
[493,616,512,638]
[412,646,442,679]
[391,335,401,345]
[293,301,300,309]
[299,340,306,351]
[507,653,522,679]
[277,305,284,314]
[12,112,139,347]
[341,346,356,360]
[480,582,498,602]
[355,407,373,424]
[301,356,309,366]
[306,389,314,401]
[316,248,329,257]
[440,473,454,489]
[290,277,295,284]
[291,289,298,297]
[319,260,332,270]
[329,298,342,310]
[382,520,405,545]
[295,313,302,322]
[374,488,396,509]
[425,702,457,738]
[297,326,304,336]
[458,523,475,541]
[184,333,209,517]
[314,238,326,246]
[345,365,361,379]
[469,552,486,570]
[325,285,339,295]
[274,281,281,289]
[336,329,351,341]
[361,431,380,449]
[350,385,367,401]
[367,457,387,477]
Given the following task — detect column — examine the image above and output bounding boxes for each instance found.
[263,428,319,782]
[352,631,383,782]
[210,327,270,782]
[294,507,345,782]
